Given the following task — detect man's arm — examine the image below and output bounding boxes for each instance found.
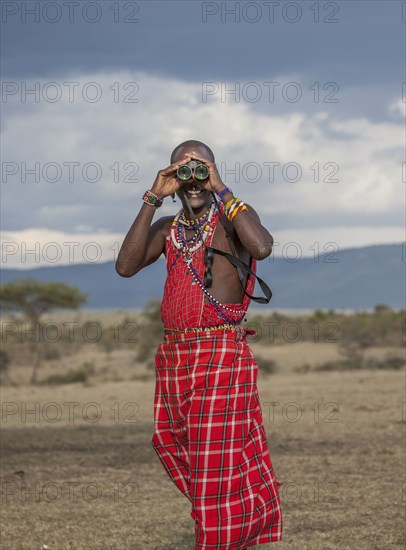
[186,150,273,261]
[115,203,169,278]
[224,199,274,261]
[212,189,274,261]
[116,152,197,277]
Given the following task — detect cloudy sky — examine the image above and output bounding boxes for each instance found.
[1,0,404,268]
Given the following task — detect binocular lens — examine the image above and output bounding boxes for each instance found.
[177,165,193,181]
[195,164,209,180]
[177,161,209,181]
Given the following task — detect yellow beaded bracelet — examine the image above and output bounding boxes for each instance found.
[230,203,247,221]
[227,200,241,217]
[225,197,240,211]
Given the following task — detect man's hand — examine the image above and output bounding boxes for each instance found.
[151,154,193,200]
[188,150,225,195]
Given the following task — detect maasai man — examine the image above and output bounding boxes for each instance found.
[116,140,283,549]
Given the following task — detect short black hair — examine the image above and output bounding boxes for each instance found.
[170,140,215,164]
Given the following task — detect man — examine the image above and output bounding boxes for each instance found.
[116,140,283,549]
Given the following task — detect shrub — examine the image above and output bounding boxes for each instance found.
[43,368,88,385]
[363,355,405,370]
[0,350,10,384]
[136,299,164,366]
[314,353,405,372]
[82,361,95,374]
[256,356,277,375]
[43,345,61,360]
[0,350,10,371]
[314,360,349,372]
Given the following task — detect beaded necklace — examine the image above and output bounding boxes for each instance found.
[186,261,246,322]
[168,200,246,321]
[170,201,216,254]
[176,207,211,244]
[179,207,211,228]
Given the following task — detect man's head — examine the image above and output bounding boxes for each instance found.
[170,140,215,165]
[171,140,215,213]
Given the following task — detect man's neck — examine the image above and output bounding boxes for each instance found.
[182,199,213,221]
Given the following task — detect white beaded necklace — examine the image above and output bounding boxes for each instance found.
[170,201,217,254]
[168,200,247,317]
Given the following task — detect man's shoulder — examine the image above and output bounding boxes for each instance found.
[156,215,176,238]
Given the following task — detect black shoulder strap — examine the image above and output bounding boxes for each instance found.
[180,189,273,304]
[211,212,272,304]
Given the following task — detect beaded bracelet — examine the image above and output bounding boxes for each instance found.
[224,196,247,222]
[225,196,239,211]
[225,197,241,214]
[142,189,163,208]
[227,200,241,218]
[218,186,233,200]
[230,203,247,221]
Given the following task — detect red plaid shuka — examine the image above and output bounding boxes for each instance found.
[152,329,283,549]
[152,199,283,548]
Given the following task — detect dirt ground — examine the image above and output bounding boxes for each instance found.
[1,338,405,549]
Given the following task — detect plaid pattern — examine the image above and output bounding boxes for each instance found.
[152,328,283,549]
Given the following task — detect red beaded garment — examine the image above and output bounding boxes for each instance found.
[160,199,257,331]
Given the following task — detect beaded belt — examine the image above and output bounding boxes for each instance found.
[164,323,244,334]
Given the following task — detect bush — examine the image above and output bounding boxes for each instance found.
[136,299,164,366]
[256,356,277,375]
[310,309,331,322]
[0,350,10,384]
[43,345,61,360]
[384,356,405,370]
[243,305,404,347]
[42,362,94,384]
[314,353,405,372]
[337,341,363,369]
[363,355,405,370]
[82,361,95,374]
[0,349,10,369]
[314,360,350,372]
[294,363,312,374]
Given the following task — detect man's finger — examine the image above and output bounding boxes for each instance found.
[161,155,192,176]
[190,151,212,165]
[170,155,192,172]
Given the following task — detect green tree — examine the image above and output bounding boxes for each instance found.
[0,278,87,383]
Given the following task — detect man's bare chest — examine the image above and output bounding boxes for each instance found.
[162,216,249,261]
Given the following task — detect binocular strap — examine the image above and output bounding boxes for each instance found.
[181,188,273,304]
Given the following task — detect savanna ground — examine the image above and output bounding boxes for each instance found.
[1,307,405,549]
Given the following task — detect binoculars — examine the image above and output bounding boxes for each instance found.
[177,160,209,181]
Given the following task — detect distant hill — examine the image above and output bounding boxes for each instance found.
[1,243,404,310]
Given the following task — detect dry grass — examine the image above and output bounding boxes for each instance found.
[1,335,405,549]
